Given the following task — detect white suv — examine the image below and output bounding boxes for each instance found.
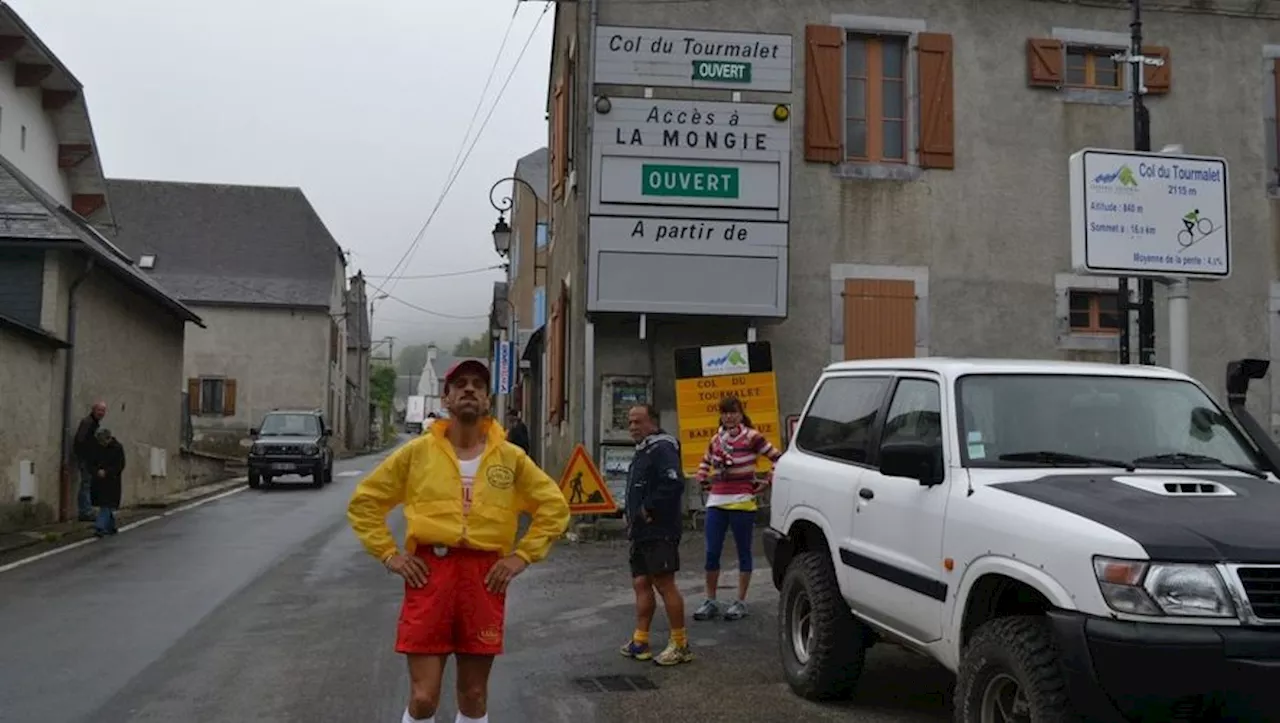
[765,357,1280,722]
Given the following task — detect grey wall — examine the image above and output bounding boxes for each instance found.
[535,0,1280,474]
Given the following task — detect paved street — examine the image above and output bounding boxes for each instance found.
[0,442,952,723]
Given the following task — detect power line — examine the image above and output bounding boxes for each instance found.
[375,1,552,296]
[365,264,505,281]
[378,289,491,321]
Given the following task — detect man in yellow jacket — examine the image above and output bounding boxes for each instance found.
[348,359,570,723]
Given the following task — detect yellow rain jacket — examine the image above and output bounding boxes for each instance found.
[347,417,570,564]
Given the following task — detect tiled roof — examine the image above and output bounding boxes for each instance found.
[104,179,345,309]
[0,154,202,326]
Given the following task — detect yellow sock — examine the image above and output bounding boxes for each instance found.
[671,628,688,648]
[633,629,650,644]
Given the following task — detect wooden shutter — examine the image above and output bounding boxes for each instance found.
[187,378,200,414]
[551,79,567,201]
[843,279,916,360]
[917,32,955,170]
[223,379,237,417]
[804,25,843,164]
[1027,38,1064,87]
[1143,45,1171,94]
[547,295,562,424]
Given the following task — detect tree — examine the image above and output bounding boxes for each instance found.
[453,335,489,358]
[397,344,430,375]
[371,365,396,411]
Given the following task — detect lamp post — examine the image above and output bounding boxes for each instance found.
[488,176,542,415]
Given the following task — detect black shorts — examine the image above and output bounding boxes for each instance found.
[629,539,680,578]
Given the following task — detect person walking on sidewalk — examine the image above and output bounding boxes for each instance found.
[73,401,107,521]
[89,427,125,537]
[347,359,570,723]
[619,404,693,667]
[692,396,783,622]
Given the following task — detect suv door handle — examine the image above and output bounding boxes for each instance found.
[858,488,875,500]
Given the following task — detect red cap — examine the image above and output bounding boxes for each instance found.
[444,358,491,387]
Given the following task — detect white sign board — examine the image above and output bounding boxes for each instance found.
[589,215,787,248]
[1069,148,1230,279]
[594,25,793,92]
[591,99,791,222]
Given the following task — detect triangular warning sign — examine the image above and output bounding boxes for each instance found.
[557,443,618,514]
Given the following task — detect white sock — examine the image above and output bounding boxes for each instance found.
[456,713,488,723]
[403,709,433,723]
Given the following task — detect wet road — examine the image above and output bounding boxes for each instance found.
[0,441,953,722]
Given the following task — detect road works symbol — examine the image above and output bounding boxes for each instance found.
[557,443,618,514]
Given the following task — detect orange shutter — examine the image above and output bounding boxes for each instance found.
[804,25,844,164]
[843,279,916,360]
[1026,38,1064,87]
[551,79,567,201]
[187,378,200,414]
[1143,45,1171,94]
[223,379,237,416]
[917,32,955,170]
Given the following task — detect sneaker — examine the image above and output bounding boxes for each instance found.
[653,642,694,666]
[723,600,748,621]
[619,639,652,661]
[692,599,720,621]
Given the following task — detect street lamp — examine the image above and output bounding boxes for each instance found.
[488,175,539,259]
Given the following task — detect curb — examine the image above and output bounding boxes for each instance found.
[134,477,247,510]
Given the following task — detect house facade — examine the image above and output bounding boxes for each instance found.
[533,0,1280,476]
[0,4,203,529]
[106,180,350,457]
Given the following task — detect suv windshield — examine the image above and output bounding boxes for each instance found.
[957,374,1262,470]
[259,413,321,437]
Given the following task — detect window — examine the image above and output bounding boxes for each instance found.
[1068,290,1122,333]
[846,34,908,162]
[259,413,321,437]
[1065,47,1122,90]
[138,254,156,269]
[189,377,236,417]
[533,285,546,328]
[881,378,943,448]
[795,376,890,464]
[957,374,1263,468]
[535,222,548,250]
[511,224,521,276]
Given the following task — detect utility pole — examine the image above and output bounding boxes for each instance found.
[1121,0,1158,365]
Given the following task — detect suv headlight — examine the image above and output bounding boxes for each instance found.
[303,444,319,456]
[1093,556,1236,618]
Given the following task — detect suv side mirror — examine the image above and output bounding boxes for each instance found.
[879,441,944,486]
[249,428,259,437]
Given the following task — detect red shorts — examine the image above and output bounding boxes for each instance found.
[395,546,506,656]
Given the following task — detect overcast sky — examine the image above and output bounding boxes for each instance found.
[9,0,552,349]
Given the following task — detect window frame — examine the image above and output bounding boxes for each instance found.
[1067,289,1123,335]
[878,375,945,453]
[1064,45,1124,91]
[793,372,894,469]
[198,377,225,416]
[844,32,911,164]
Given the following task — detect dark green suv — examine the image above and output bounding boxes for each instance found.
[246,409,334,489]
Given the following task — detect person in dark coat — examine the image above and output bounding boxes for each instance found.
[89,427,126,537]
[506,409,531,454]
[73,401,107,521]
[619,403,692,667]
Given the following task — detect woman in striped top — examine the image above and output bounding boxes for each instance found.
[692,395,783,621]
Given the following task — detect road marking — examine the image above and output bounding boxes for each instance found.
[336,470,363,477]
[0,483,249,575]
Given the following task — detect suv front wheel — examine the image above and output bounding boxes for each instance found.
[779,550,868,701]
[955,616,1073,722]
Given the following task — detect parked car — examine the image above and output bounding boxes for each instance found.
[247,409,334,490]
[765,357,1280,722]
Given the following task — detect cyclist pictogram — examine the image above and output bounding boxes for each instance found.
[1176,209,1217,252]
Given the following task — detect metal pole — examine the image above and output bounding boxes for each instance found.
[1167,278,1190,373]
[1131,0,1156,365]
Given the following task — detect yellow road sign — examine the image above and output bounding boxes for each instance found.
[557,444,618,514]
[674,371,781,475]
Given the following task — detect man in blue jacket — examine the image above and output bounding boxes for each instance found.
[618,404,692,667]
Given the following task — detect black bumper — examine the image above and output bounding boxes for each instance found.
[248,459,323,476]
[763,527,791,590]
[1048,610,1280,722]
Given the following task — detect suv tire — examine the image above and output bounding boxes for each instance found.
[955,616,1075,723]
[248,473,261,490]
[779,550,867,701]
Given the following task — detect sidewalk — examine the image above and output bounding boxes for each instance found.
[0,476,247,567]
